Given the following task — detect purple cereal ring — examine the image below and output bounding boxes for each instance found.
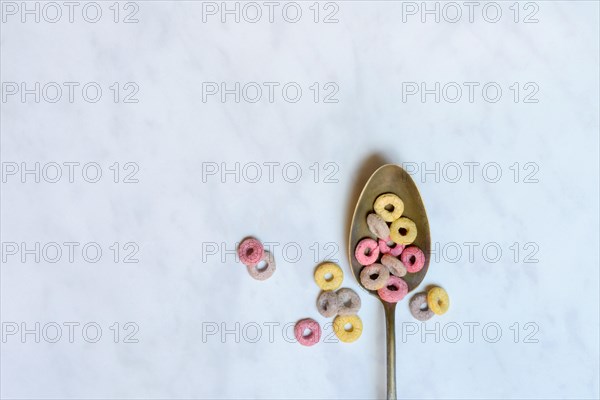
[316,291,339,318]
[367,213,390,240]
[381,254,407,277]
[294,318,321,347]
[355,238,380,266]
[246,251,276,281]
[238,238,264,266]
[359,263,390,290]
[401,246,425,273]
[378,237,404,257]
[409,292,434,321]
[336,288,362,315]
[377,275,408,303]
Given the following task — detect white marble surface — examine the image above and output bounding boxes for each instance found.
[1,1,599,399]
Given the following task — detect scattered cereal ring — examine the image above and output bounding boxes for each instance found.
[409,292,434,321]
[355,238,380,266]
[246,250,276,281]
[333,314,363,343]
[374,193,404,222]
[316,291,339,318]
[427,287,449,315]
[314,262,344,291]
[294,318,321,346]
[379,237,405,257]
[381,254,407,277]
[390,217,418,245]
[336,288,361,316]
[238,237,264,266]
[401,246,425,273]
[367,213,390,240]
[359,263,390,290]
[377,275,408,303]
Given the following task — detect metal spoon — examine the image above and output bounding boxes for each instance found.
[348,164,431,400]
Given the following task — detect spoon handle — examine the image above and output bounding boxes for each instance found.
[384,301,397,400]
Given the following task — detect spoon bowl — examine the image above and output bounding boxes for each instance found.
[348,164,431,399]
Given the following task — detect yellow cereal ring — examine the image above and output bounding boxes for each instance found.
[314,262,343,291]
[374,193,404,222]
[427,287,450,315]
[333,314,363,343]
[390,217,417,245]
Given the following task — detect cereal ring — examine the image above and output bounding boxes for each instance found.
[367,213,390,240]
[409,292,434,321]
[381,254,407,277]
[390,217,418,245]
[377,275,408,303]
[374,193,404,222]
[336,288,361,315]
[355,238,380,266]
[238,237,264,266]
[359,263,390,290]
[294,318,321,346]
[316,291,339,318]
[427,287,449,315]
[379,237,405,257]
[246,250,276,281]
[401,246,425,273]
[333,315,363,343]
[314,262,343,291]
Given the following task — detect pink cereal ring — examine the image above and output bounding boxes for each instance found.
[379,237,405,257]
[238,238,264,266]
[401,246,425,273]
[377,275,408,303]
[355,238,380,266]
[294,318,321,347]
